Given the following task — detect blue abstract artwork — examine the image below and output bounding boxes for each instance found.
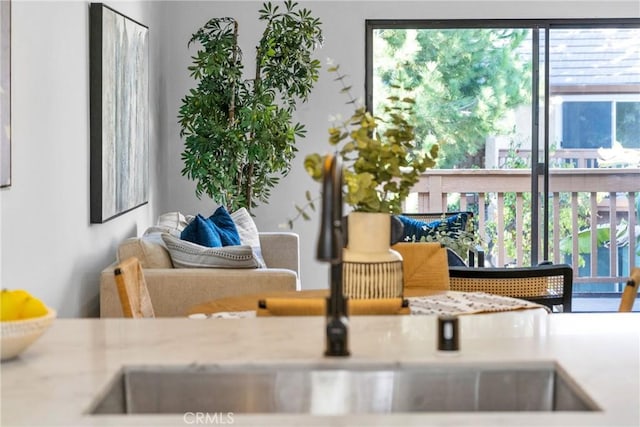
[90,3,148,223]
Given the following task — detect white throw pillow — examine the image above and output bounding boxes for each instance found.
[230,208,266,267]
[156,212,191,235]
[161,233,260,269]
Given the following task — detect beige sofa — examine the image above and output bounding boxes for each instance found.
[100,231,300,317]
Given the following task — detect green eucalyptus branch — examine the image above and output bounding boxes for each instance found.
[282,190,320,229]
[286,62,440,229]
[404,214,484,261]
[306,64,439,214]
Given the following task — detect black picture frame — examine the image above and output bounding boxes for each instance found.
[90,3,149,223]
[1,0,11,188]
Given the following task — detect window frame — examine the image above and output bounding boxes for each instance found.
[365,18,640,263]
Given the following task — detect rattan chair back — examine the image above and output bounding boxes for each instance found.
[448,264,573,312]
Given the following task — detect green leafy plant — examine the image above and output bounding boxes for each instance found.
[374,28,531,169]
[178,1,323,213]
[404,215,483,261]
[560,220,640,268]
[303,64,438,214]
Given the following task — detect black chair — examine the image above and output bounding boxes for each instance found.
[448,263,573,312]
[400,212,485,267]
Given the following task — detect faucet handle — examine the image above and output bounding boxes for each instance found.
[317,154,343,263]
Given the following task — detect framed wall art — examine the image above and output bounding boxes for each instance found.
[1,0,10,188]
[90,3,148,223]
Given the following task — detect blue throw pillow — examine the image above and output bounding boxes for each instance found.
[180,214,222,247]
[397,213,469,242]
[208,206,241,246]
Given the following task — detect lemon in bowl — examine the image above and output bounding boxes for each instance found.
[1,289,56,361]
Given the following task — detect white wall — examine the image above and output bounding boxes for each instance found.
[159,0,640,292]
[1,1,637,317]
[0,1,162,317]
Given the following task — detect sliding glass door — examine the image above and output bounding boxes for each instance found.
[545,25,640,293]
[367,19,640,293]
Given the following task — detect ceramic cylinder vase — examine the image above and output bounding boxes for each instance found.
[342,212,404,299]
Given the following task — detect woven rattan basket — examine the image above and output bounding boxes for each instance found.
[343,260,403,299]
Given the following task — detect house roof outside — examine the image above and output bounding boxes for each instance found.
[519,27,640,92]
[550,28,640,89]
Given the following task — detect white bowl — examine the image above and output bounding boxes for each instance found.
[1,308,56,361]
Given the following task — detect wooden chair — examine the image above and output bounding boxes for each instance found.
[618,267,640,312]
[391,242,451,291]
[400,212,485,267]
[255,297,410,316]
[448,264,573,312]
[114,257,155,318]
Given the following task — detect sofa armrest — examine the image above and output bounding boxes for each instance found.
[259,232,300,275]
[100,266,298,318]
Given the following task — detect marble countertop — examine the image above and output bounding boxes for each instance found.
[1,311,639,426]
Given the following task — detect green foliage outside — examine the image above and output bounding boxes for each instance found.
[178,1,323,212]
[304,65,439,214]
[483,141,533,266]
[483,141,592,266]
[371,27,534,264]
[372,26,637,269]
[373,28,531,168]
[560,220,640,259]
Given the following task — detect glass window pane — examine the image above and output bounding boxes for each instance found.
[371,27,531,170]
[616,102,640,148]
[561,101,612,148]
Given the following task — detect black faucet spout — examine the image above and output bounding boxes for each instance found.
[316,154,350,357]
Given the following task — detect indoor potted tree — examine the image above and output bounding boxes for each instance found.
[178,1,323,213]
[304,63,439,298]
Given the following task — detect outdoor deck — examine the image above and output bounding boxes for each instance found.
[573,295,639,312]
[408,167,640,303]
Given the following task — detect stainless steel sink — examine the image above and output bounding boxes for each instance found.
[89,361,598,415]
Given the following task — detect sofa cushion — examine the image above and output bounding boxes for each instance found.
[180,214,222,247]
[117,237,173,269]
[162,233,260,269]
[208,206,241,246]
[230,208,266,267]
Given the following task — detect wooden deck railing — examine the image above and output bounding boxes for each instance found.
[409,168,640,291]
[498,148,602,168]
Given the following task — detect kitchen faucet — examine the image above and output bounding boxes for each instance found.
[316,154,350,357]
